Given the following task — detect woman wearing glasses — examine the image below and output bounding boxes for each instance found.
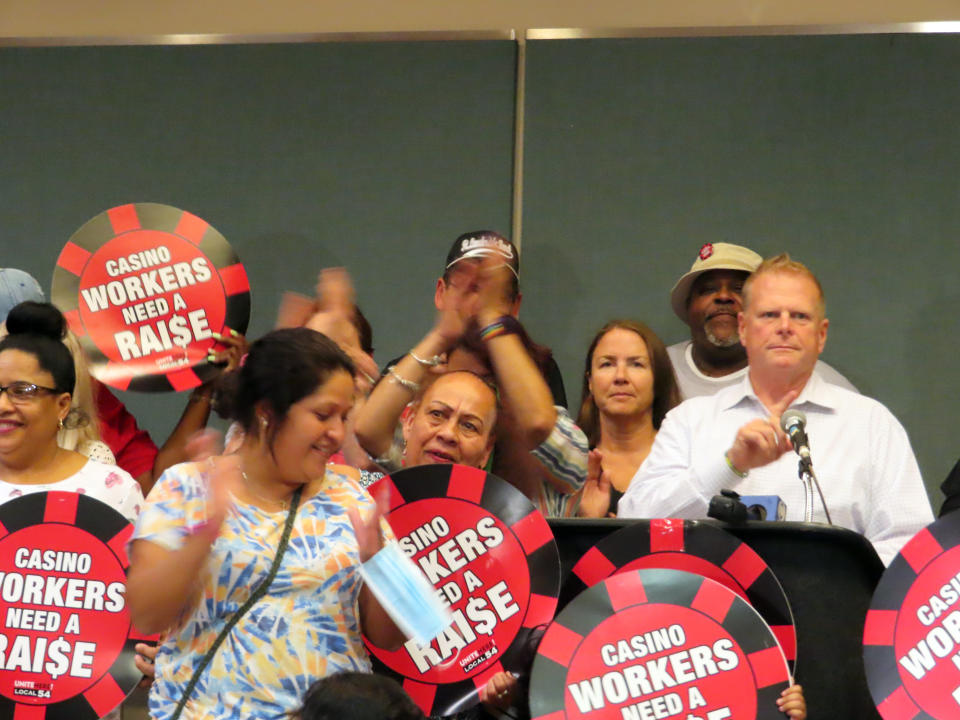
[0,301,142,518]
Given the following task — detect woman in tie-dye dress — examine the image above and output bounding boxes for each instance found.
[127,328,402,720]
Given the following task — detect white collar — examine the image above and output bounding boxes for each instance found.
[719,368,840,414]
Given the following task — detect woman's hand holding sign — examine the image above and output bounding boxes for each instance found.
[479,671,519,710]
[777,683,806,719]
[206,329,248,371]
[134,642,158,688]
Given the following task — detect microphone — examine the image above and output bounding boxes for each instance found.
[780,409,811,461]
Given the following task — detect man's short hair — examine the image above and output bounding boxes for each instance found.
[742,253,826,318]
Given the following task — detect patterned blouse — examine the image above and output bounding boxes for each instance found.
[0,458,141,521]
[133,461,393,720]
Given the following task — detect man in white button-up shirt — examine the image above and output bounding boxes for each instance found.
[665,242,857,399]
[619,254,933,565]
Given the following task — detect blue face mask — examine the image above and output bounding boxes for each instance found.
[359,541,452,646]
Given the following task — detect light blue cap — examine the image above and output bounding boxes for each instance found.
[0,269,45,322]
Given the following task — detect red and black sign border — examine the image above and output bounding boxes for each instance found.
[562,518,797,668]
[863,515,960,719]
[367,464,561,717]
[531,567,791,720]
[0,491,154,720]
[52,202,250,393]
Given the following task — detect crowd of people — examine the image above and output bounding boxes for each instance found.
[2,228,944,720]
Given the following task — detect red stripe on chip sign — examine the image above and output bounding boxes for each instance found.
[365,464,560,717]
[52,203,250,393]
[0,492,154,720]
[531,569,791,720]
[565,519,796,668]
[864,514,960,719]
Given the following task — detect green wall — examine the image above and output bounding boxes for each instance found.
[522,34,960,503]
[2,33,957,505]
[0,40,517,439]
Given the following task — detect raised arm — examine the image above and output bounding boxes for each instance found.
[725,391,798,475]
[473,260,556,450]
[353,281,471,460]
[127,438,239,634]
[141,331,249,493]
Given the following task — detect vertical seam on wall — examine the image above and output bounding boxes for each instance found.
[511,33,526,253]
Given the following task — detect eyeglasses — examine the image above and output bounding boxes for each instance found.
[0,382,61,403]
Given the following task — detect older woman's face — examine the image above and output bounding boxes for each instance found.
[402,372,496,468]
[0,349,70,461]
[588,328,655,420]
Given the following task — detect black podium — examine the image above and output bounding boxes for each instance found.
[548,518,884,720]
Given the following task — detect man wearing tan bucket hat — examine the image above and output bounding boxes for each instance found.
[665,242,855,399]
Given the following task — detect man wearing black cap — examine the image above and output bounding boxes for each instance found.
[666,242,856,399]
[434,230,567,406]
[368,231,585,516]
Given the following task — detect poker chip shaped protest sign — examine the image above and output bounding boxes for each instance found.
[531,568,792,720]
[0,492,153,720]
[863,513,960,719]
[366,464,560,716]
[52,203,250,392]
[563,519,796,668]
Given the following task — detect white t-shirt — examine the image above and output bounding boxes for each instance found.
[666,339,858,400]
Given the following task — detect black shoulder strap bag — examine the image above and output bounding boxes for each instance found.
[170,485,303,720]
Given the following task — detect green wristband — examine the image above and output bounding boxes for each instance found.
[724,452,748,478]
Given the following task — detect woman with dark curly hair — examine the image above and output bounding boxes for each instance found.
[127,327,402,720]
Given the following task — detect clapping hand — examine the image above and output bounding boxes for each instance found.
[187,431,240,535]
[577,449,614,518]
[347,498,388,563]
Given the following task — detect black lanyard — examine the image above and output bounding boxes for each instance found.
[170,485,303,720]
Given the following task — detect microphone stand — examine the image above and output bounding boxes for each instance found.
[797,455,815,523]
[795,453,833,525]
[784,413,834,524]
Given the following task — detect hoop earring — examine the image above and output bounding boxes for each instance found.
[57,418,64,430]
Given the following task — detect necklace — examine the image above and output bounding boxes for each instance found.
[241,471,289,511]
